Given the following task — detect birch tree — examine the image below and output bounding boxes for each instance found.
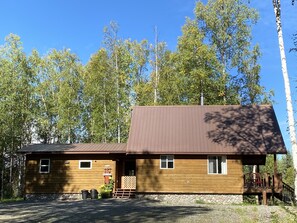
[195,0,260,104]
[176,18,227,105]
[126,39,151,105]
[103,22,132,142]
[272,0,297,197]
[32,49,82,143]
[83,49,117,143]
[0,34,34,198]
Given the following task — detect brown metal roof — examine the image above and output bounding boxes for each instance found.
[19,143,127,154]
[126,105,287,155]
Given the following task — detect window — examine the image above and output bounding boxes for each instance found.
[39,159,50,173]
[160,155,174,169]
[79,160,92,169]
[208,156,227,174]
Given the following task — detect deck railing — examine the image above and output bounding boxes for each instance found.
[244,172,272,189]
[121,176,136,189]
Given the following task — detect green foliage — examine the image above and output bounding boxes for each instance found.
[0,34,35,198]
[176,18,227,105]
[259,153,295,188]
[99,178,114,198]
[0,197,24,203]
[260,155,275,175]
[243,195,257,205]
[279,153,295,187]
[103,22,132,142]
[194,0,269,105]
[32,49,83,143]
[158,51,181,105]
[100,190,112,199]
[83,49,117,142]
[195,199,209,204]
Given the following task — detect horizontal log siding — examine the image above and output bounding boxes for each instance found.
[136,155,243,194]
[25,154,116,194]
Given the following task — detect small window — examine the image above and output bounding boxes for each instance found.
[39,159,50,173]
[160,155,174,169]
[79,160,92,169]
[208,156,227,174]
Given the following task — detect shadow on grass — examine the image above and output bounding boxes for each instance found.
[0,199,212,223]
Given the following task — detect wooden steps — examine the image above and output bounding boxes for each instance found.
[113,188,136,199]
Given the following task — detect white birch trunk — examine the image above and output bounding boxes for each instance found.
[115,47,120,143]
[154,26,159,105]
[273,0,297,198]
[103,79,107,143]
[1,149,5,200]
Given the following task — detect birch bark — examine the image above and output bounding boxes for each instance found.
[273,0,297,198]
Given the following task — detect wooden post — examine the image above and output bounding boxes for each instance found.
[262,190,267,205]
[272,154,277,204]
[274,154,277,176]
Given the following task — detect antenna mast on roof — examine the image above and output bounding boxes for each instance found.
[200,80,204,106]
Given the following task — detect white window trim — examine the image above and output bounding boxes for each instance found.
[39,159,50,173]
[79,160,92,169]
[160,155,174,169]
[207,155,227,175]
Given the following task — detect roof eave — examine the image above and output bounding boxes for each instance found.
[21,151,126,155]
[126,151,269,155]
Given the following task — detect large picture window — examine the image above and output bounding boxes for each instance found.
[79,160,92,169]
[39,159,50,173]
[208,156,227,174]
[160,155,174,169]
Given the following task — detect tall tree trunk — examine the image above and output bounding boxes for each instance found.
[1,149,5,200]
[273,0,297,198]
[115,47,120,143]
[103,79,107,143]
[18,155,22,197]
[153,26,159,105]
[9,155,13,197]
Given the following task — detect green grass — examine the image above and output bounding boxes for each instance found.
[195,199,216,205]
[270,211,280,223]
[0,197,24,203]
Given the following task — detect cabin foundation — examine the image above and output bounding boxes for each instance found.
[136,194,243,205]
[25,193,81,201]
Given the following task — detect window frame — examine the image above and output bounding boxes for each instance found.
[39,159,50,173]
[207,155,227,175]
[160,155,174,169]
[79,160,92,169]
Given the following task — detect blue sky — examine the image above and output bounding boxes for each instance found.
[0,0,296,150]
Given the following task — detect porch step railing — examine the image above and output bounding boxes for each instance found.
[277,182,296,205]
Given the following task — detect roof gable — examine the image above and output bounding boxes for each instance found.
[126,105,287,155]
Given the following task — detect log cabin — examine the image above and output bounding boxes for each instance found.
[19,105,293,204]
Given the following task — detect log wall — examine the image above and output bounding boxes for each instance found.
[25,154,116,193]
[136,155,243,194]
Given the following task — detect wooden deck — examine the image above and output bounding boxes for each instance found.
[243,172,273,193]
[243,172,295,205]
